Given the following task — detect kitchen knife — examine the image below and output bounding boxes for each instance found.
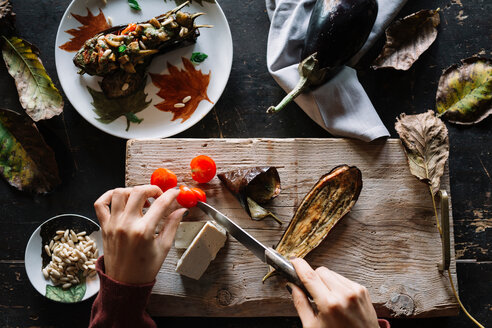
[197,201,310,297]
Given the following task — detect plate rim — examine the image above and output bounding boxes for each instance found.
[54,0,233,139]
[24,213,102,303]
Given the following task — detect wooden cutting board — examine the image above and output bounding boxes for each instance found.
[125,138,459,318]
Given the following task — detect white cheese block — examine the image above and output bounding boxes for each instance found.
[176,221,227,280]
[174,222,206,249]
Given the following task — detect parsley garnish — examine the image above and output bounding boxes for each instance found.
[128,0,141,10]
[190,52,208,64]
[118,44,127,53]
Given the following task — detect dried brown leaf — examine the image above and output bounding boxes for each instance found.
[372,9,440,71]
[395,110,449,195]
[150,57,212,122]
[59,8,110,52]
[0,0,15,35]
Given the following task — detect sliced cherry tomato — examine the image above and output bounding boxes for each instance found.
[190,155,216,183]
[176,185,198,208]
[190,187,206,203]
[150,168,177,192]
[121,23,137,35]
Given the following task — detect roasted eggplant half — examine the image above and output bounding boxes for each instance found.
[218,167,283,224]
[267,0,378,113]
[263,165,362,281]
[73,1,211,98]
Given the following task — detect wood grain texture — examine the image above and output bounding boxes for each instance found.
[125,138,459,318]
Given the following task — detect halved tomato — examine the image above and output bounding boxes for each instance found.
[176,185,198,208]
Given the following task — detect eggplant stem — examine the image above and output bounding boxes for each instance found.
[262,270,277,282]
[268,212,283,225]
[267,76,309,114]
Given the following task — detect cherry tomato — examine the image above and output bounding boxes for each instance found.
[176,185,198,208]
[190,155,216,183]
[150,168,177,192]
[191,187,206,203]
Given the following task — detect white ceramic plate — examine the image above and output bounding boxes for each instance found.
[25,214,103,303]
[55,0,232,139]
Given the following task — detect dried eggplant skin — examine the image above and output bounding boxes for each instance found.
[218,167,281,204]
[218,166,281,223]
[264,165,362,280]
[277,165,362,256]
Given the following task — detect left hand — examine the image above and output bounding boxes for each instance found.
[94,185,188,284]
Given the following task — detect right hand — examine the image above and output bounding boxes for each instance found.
[288,258,380,328]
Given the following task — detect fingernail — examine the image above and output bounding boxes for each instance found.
[285,283,292,294]
[289,256,297,260]
[182,210,189,218]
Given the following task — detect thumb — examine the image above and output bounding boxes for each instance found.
[288,283,317,327]
[157,208,188,251]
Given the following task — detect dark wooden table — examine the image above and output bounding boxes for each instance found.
[1,0,490,327]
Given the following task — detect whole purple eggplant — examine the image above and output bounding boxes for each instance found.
[267,0,378,113]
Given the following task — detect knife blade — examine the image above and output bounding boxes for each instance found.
[196,201,310,297]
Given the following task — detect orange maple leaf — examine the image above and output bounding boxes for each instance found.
[59,8,110,52]
[150,57,213,122]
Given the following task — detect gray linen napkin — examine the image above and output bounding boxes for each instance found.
[266,0,408,141]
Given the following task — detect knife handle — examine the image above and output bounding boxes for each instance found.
[265,248,312,299]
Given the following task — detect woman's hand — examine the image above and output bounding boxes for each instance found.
[94,185,188,284]
[288,258,380,328]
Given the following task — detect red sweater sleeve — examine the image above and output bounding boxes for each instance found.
[89,256,156,328]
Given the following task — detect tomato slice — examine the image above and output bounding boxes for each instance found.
[121,23,137,35]
[190,187,206,203]
[150,168,177,192]
[190,155,216,183]
[176,185,198,208]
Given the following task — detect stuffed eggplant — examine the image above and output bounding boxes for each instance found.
[73,1,211,98]
[267,0,378,113]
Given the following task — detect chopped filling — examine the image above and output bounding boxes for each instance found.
[75,10,200,76]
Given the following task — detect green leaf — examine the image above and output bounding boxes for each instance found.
[1,36,64,121]
[128,0,141,10]
[88,78,150,131]
[0,108,60,193]
[118,44,127,53]
[124,113,143,131]
[164,0,215,7]
[125,112,143,124]
[46,281,86,303]
[436,57,492,125]
[190,52,208,64]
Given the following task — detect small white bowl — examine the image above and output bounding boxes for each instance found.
[25,214,104,303]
